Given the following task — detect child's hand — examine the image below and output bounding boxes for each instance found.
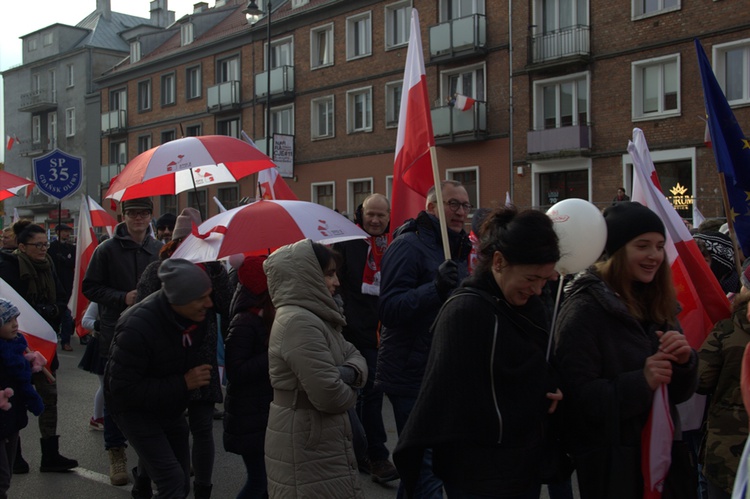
[23,351,46,373]
[0,387,14,411]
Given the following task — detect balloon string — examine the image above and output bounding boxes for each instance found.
[546,275,565,362]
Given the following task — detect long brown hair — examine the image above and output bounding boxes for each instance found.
[595,246,678,327]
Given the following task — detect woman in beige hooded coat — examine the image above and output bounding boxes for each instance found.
[263,239,367,498]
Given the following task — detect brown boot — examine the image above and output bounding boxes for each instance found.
[108,447,129,485]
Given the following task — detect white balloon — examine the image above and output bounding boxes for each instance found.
[546,198,607,275]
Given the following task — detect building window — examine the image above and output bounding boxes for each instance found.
[161,130,176,144]
[138,80,152,112]
[311,96,334,140]
[311,24,334,69]
[65,108,75,137]
[160,195,178,216]
[48,112,57,149]
[110,141,127,165]
[181,22,194,46]
[632,0,679,18]
[186,66,201,100]
[267,37,293,70]
[66,64,74,88]
[346,12,372,60]
[28,38,37,51]
[312,182,335,209]
[713,39,750,105]
[218,186,239,210]
[111,88,127,111]
[217,57,240,82]
[385,81,403,128]
[292,0,309,7]
[447,168,479,212]
[347,178,373,214]
[130,41,141,63]
[632,54,680,119]
[538,169,589,209]
[442,64,486,102]
[269,105,294,137]
[161,73,176,106]
[533,72,589,130]
[385,175,394,201]
[217,118,240,138]
[440,0,485,20]
[188,190,208,213]
[32,116,41,143]
[347,87,373,133]
[43,32,53,46]
[185,124,202,137]
[385,1,411,49]
[138,135,152,154]
[32,74,40,92]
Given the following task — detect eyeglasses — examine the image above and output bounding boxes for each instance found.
[25,242,50,250]
[125,210,152,219]
[444,200,473,213]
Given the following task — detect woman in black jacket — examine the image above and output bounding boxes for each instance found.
[223,256,274,499]
[555,202,697,499]
[393,206,563,498]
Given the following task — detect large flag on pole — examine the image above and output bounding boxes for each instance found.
[0,278,57,365]
[630,128,731,498]
[695,38,750,257]
[391,8,435,230]
[69,196,99,337]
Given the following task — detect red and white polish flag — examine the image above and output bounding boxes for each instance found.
[0,278,57,365]
[630,127,731,498]
[454,94,476,111]
[391,8,436,230]
[6,135,15,151]
[257,167,298,201]
[69,196,100,337]
[87,195,117,237]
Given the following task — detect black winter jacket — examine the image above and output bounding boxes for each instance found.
[376,211,470,397]
[223,284,273,456]
[554,270,698,498]
[82,222,161,358]
[105,290,203,417]
[393,272,559,496]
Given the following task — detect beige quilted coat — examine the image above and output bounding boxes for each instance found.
[263,239,367,498]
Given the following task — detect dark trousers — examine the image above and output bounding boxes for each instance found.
[187,402,215,487]
[0,432,18,499]
[59,308,73,347]
[389,393,443,499]
[237,451,268,499]
[356,347,389,462]
[114,412,190,499]
[31,371,56,438]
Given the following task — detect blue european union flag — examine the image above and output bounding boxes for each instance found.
[696,38,750,257]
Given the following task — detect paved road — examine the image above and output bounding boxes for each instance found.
[10,343,579,498]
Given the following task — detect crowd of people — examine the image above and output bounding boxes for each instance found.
[0,184,748,499]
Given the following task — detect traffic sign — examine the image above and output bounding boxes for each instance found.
[33,149,83,201]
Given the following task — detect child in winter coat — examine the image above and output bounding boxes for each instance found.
[0,298,45,498]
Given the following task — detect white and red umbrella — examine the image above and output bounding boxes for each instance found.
[0,170,34,202]
[171,199,369,263]
[104,135,276,202]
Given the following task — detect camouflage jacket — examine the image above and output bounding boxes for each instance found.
[697,299,750,493]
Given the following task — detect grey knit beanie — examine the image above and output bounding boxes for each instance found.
[172,208,202,240]
[158,259,211,305]
[0,299,20,327]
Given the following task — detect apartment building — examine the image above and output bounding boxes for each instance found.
[511,0,750,222]
[96,0,507,221]
[1,0,175,227]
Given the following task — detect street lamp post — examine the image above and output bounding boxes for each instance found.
[244,1,273,156]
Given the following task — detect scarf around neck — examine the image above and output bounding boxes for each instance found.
[361,232,391,296]
[14,250,56,306]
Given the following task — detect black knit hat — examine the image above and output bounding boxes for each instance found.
[603,201,665,256]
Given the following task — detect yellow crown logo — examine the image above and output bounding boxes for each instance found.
[670,183,688,196]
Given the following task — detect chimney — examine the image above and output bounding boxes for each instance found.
[97,0,112,21]
[150,0,174,27]
[193,2,209,13]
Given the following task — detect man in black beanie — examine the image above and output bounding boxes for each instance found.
[156,213,177,243]
[106,259,213,499]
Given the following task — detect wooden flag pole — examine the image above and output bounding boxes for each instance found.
[429,146,451,261]
[718,173,745,276]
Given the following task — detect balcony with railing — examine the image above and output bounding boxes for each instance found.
[255,66,295,101]
[18,140,52,158]
[207,81,241,112]
[431,101,488,144]
[19,88,57,113]
[429,14,487,62]
[527,124,591,155]
[101,110,127,134]
[529,25,590,67]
